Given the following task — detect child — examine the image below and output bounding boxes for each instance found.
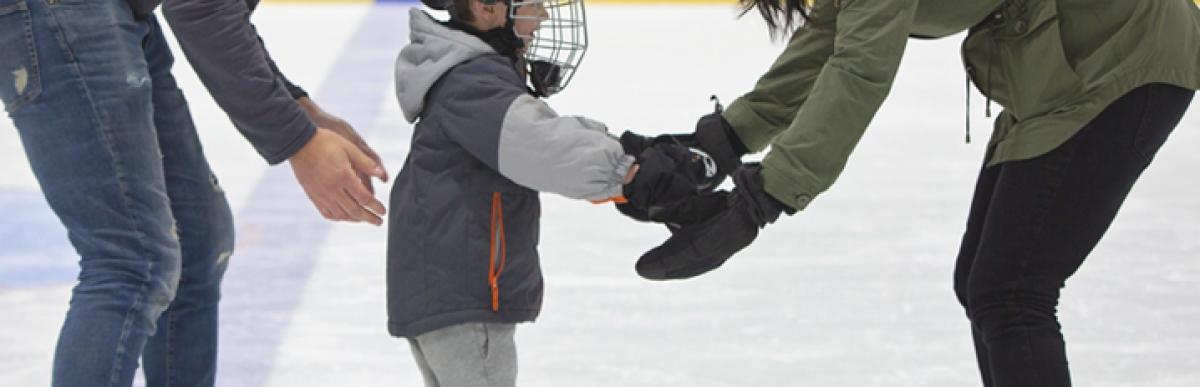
[389,0,716,385]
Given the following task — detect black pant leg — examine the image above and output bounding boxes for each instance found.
[954,84,1194,387]
[955,152,1002,387]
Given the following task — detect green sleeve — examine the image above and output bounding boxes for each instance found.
[724,0,917,210]
[723,10,836,153]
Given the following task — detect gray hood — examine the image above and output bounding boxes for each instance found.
[395,8,497,123]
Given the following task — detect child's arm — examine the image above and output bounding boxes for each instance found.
[492,93,634,201]
[432,65,635,202]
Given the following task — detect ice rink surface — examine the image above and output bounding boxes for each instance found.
[2,3,1199,386]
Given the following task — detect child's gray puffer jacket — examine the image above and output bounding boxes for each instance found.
[387,9,633,337]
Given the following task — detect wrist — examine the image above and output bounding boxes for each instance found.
[623,164,639,185]
[289,127,332,163]
[296,96,321,117]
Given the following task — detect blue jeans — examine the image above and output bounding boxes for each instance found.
[0,1,235,386]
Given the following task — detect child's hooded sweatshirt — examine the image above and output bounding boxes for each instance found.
[388,9,633,337]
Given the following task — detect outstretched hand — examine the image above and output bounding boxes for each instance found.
[623,142,718,209]
[298,97,387,194]
[289,127,388,225]
[616,137,721,224]
[635,164,786,280]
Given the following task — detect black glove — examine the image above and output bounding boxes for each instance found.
[618,130,692,158]
[621,142,720,218]
[617,131,690,222]
[618,101,747,187]
[634,164,791,280]
[618,189,729,225]
[692,112,748,185]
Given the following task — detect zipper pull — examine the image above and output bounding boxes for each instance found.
[964,68,973,144]
[710,95,724,114]
[491,281,500,312]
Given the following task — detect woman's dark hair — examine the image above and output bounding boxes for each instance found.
[739,0,810,37]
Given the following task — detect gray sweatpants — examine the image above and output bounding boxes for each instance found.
[406,322,518,387]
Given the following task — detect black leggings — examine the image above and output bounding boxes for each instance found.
[953,83,1194,387]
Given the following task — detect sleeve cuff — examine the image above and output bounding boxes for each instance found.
[595,154,636,200]
[262,120,317,165]
[723,100,784,153]
[760,161,820,211]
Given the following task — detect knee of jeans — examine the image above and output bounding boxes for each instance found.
[121,250,181,335]
[193,203,234,258]
[145,251,183,314]
[172,197,235,302]
[204,198,235,277]
[125,70,151,89]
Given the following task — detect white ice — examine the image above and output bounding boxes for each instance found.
[2,4,1199,387]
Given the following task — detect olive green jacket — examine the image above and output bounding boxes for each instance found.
[723,0,1200,210]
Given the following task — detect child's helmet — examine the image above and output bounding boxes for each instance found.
[424,0,588,97]
[510,0,588,97]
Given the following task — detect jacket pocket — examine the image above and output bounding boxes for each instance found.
[464,176,515,312]
[964,0,1084,120]
[486,192,507,312]
[0,0,42,113]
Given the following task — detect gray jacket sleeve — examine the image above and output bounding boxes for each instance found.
[496,94,634,201]
[434,60,633,201]
[162,0,316,165]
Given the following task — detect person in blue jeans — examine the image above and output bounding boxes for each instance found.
[0,0,387,386]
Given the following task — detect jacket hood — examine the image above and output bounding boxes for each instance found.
[395,8,496,123]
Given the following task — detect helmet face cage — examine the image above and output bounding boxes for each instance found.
[509,0,587,96]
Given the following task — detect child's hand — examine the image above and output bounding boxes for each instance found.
[623,164,640,185]
[620,143,720,218]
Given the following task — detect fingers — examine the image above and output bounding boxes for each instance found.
[343,137,388,183]
[291,128,387,225]
[324,122,389,183]
[307,179,381,225]
[355,141,388,183]
[323,156,385,225]
[358,172,375,195]
[308,189,352,222]
[338,128,387,181]
[317,205,338,221]
[335,186,383,226]
[348,135,381,163]
[321,131,387,221]
[343,171,386,218]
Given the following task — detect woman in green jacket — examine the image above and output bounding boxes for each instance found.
[626,0,1200,385]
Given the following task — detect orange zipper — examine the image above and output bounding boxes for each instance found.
[488,192,507,312]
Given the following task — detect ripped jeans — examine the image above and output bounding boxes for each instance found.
[0,1,235,386]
